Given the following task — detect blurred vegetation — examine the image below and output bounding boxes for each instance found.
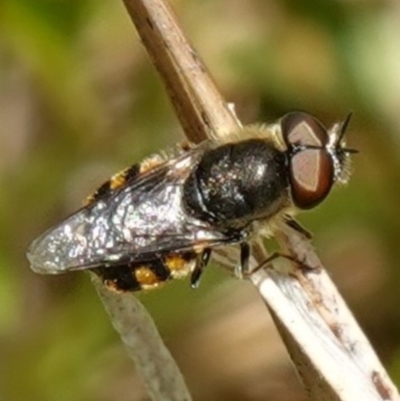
[1,0,400,400]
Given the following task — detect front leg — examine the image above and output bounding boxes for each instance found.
[234,241,251,279]
[284,217,313,239]
[249,251,316,275]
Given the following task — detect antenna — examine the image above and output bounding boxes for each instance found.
[339,112,358,154]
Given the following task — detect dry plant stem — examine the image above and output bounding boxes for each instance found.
[269,229,399,400]
[91,274,192,401]
[99,0,400,400]
[123,0,240,143]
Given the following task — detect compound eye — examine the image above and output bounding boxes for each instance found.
[290,147,334,209]
[281,112,334,209]
[281,112,328,149]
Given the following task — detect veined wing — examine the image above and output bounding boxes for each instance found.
[27,144,234,274]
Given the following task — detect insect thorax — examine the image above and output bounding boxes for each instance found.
[182,138,289,227]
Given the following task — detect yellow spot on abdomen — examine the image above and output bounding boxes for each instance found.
[164,255,194,279]
[164,255,187,271]
[134,266,162,287]
[109,169,128,190]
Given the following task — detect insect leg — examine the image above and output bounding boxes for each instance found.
[234,241,251,278]
[284,217,313,239]
[249,251,315,275]
[190,248,212,289]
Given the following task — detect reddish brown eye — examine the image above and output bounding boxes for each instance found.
[281,112,328,148]
[290,148,334,209]
[281,112,334,209]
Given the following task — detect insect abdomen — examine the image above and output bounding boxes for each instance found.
[95,252,197,292]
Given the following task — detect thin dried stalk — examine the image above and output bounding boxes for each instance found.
[91,274,192,401]
[122,0,239,143]
[92,0,400,400]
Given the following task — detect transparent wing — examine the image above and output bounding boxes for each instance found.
[27,146,233,274]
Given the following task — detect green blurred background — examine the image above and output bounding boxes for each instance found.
[1,0,400,400]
